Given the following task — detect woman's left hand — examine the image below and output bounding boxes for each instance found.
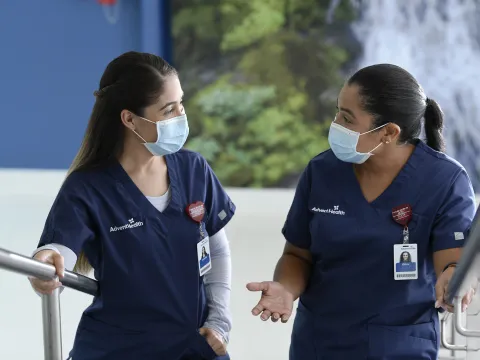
[435,266,476,313]
[199,327,227,356]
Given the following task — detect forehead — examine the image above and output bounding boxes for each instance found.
[338,83,363,111]
[157,75,183,105]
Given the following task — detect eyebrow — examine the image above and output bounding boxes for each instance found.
[159,94,184,111]
[336,99,356,119]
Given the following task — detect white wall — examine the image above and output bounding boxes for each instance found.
[0,169,478,359]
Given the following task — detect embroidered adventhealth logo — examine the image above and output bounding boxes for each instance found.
[110,218,144,232]
[311,205,345,216]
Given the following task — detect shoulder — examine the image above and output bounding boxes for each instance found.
[417,141,470,185]
[168,149,209,167]
[309,149,339,168]
[60,166,114,197]
[167,149,214,176]
[301,149,342,181]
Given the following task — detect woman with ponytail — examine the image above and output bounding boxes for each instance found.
[248,64,477,359]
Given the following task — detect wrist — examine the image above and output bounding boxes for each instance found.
[202,323,229,344]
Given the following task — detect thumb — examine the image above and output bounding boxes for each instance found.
[435,280,445,308]
[246,282,268,292]
[199,327,207,336]
[51,253,65,278]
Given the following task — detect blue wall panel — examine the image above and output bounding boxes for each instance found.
[0,0,144,169]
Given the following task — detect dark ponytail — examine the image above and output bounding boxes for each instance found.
[424,98,446,152]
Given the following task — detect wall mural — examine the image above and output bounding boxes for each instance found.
[172,0,480,190]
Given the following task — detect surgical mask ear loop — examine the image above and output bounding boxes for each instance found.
[360,122,389,136]
[359,123,389,156]
[131,116,156,144]
[366,142,383,156]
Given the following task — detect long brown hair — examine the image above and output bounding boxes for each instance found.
[69,52,177,274]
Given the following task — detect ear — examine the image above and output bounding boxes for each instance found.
[382,123,401,144]
[120,110,136,131]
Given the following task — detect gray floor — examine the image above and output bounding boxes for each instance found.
[0,170,478,359]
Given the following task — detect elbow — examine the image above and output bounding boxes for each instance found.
[283,242,313,265]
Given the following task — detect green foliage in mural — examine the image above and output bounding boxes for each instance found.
[172,0,356,187]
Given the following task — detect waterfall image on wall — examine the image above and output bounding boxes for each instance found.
[173,0,480,190]
[351,0,480,190]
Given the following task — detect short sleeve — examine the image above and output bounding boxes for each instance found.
[431,170,477,252]
[281,164,313,249]
[203,159,236,236]
[38,177,95,256]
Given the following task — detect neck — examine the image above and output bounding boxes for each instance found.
[118,136,165,175]
[356,143,415,176]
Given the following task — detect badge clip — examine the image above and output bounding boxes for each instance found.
[392,204,412,244]
[186,201,206,238]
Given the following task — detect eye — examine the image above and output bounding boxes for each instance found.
[164,108,174,115]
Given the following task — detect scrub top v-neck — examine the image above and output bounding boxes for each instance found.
[37,149,236,360]
[282,140,476,360]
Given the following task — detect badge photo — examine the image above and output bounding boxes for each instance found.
[393,244,418,280]
[197,237,212,276]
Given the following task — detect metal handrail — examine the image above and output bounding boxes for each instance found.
[454,296,480,338]
[0,246,98,360]
[441,313,467,351]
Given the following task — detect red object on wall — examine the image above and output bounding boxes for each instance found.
[97,0,116,5]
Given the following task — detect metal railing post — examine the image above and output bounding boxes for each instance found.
[42,288,63,360]
[0,247,98,360]
[441,313,467,351]
[455,297,480,337]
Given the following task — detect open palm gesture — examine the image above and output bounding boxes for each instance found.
[246,281,294,323]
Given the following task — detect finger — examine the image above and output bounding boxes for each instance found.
[203,334,226,356]
[34,250,54,263]
[281,313,291,323]
[246,282,268,292]
[271,312,280,322]
[442,283,455,308]
[210,341,226,356]
[51,253,65,278]
[217,345,227,356]
[261,310,272,321]
[251,302,265,316]
[30,279,62,294]
[199,327,207,336]
[462,289,474,312]
[446,304,455,313]
[435,282,445,309]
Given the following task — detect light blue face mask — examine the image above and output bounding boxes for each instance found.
[328,122,386,164]
[133,114,189,156]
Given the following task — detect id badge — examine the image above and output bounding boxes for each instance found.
[393,244,418,280]
[197,237,212,276]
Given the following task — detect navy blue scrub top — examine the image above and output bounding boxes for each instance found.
[37,150,236,360]
[283,140,476,360]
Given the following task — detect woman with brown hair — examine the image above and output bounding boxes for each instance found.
[29,51,235,360]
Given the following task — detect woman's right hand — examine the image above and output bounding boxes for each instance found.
[29,250,65,294]
[246,281,294,323]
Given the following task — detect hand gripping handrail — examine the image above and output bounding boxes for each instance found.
[0,247,99,360]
